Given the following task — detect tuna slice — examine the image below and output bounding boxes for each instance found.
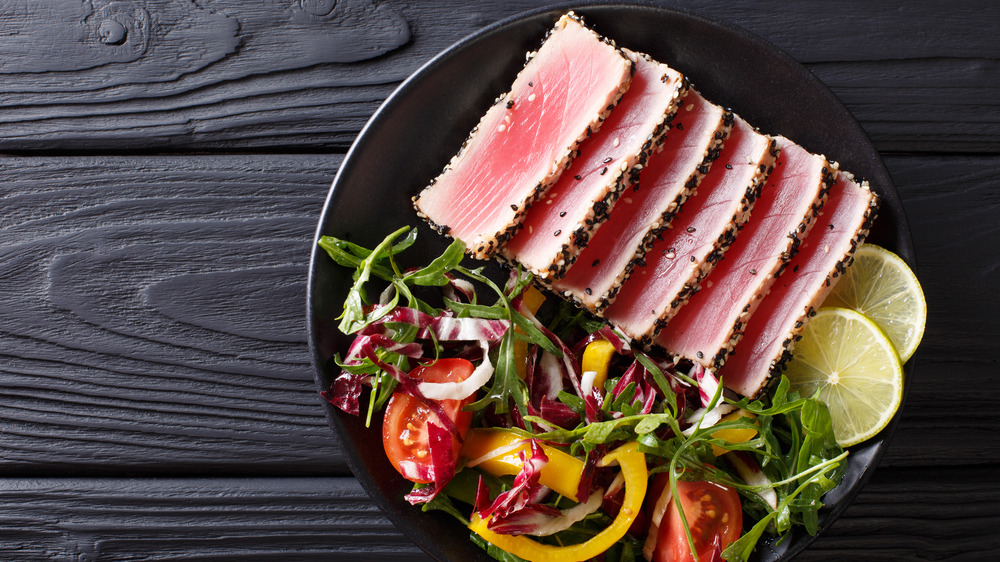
[501,51,687,279]
[718,171,879,398]
[552,88,733,312]
[655,137,835,368]
[413,13,633,259]
[604,116,777,346]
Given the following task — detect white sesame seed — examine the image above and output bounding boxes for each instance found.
[497,124,506,132]
[528,93,536,102]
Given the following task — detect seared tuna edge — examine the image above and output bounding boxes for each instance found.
[595,107,736,314]
[412,11,635,260]
[641,135,779,347]
[535,68,690,280]
[706,159,838,370]
[758,175,880,397]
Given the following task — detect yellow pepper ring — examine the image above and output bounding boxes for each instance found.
[710,409,759,457]
[581,339,616,390]
[468,442,647,562]
[463,428,583,501]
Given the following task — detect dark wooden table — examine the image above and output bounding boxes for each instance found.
[1,1,997,560]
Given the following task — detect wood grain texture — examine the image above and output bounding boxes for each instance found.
[0,469,994,560]
[0,0,996,153]
[0,154,344,475]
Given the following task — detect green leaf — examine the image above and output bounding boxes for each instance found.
[336,226,412,334]
[405,239,467,286]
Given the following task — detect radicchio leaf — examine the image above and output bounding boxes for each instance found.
[323,372,367,415]
[479,440,550,522]
[486,491,603,536]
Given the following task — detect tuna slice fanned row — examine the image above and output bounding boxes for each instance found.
[655,137,835,369]
[412,12,884,400]
[603,116,778,346]
[412,13,633,259]
[502,51,687,280]
[552,88,734,313]
[717,172,878,398]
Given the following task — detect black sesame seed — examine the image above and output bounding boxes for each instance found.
[528,81,533,87]
[554,230,562,236]
[600,167,608,175]
[725,164,733,170]
[675,122,684,131]
[559,211,566,217]
[510,204,518,211]
[506,100,514,109]
[585,288,592,295]
[574,174,582,180]
[690,255,696,262]
[750,268,757,275]
[696,351,703,359]
[686,227,696,233]
[603,157,613,163]
[592,259,600,267]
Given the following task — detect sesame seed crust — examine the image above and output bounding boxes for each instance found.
[412,12,633,260]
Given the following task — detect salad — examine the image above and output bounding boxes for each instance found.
[316,226,859,562]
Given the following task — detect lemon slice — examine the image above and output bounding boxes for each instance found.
[823,244,926,362]
[784,307,904,447]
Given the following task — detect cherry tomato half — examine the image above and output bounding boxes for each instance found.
[382,358,475,483]
[650,474,743,562]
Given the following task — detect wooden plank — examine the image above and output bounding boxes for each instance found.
[0,152,996,473]
[0,477,428,561]
[0,154,345,474]
[0,0,996,153]
[0,468,995,560]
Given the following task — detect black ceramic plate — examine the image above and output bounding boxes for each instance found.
[308,3,914,561]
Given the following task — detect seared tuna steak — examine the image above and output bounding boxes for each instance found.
[718,171,878,398]
[656,137,834,369]
[502,51,686,279]
[604,116,778,346]
[413,13,633,259]
[552,88,733,312]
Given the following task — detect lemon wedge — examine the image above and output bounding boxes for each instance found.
[823,244,926,363]
[783,307,904,447]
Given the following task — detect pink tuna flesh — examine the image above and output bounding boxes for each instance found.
[502,52,685,280]
[553,89,732,312]
[718,172,878,398]
[413,14,632,259]
[604,116,776,345]
[656,137,833,368]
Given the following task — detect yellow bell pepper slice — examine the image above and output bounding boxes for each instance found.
[462,428,583,501]
[581,339,616,391]
[468,441,647,562]
[469,442,647,561]
[514,286,547,379]
[710,409,758,457]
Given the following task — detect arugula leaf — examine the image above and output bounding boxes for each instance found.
[405,239,467,286]
[334,226,412,334]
